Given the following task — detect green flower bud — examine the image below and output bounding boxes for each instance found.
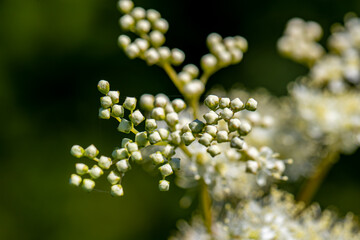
[231,137,245,149]
[199,133,214,147]
[135,131,148,147]
[172,99,186,112]
[216,130,228,143]
[151,107,165,120]
[100,96,113,108]
[204,95,219,110]
[171,48,185,65]
[166,112,179,126]
[112,148,129,160]
[123,97,137,111]
[97,80,110,95]
[183,64,199,78]
[170,131,181,146]
[107,91,120,104]
[131,7,145,20]
[219,98,231,108]
[189,119,205,133]
[150,30,165,47]
[140,94,155,111]
[203,110,219,124]
[117,119,133,133]
[117,0,134,14]
[158,128,170,140]
[230,98,244,112]
[71,145,84,158]
[145,119,157,131]
[118,35,131,49]
[149,131,162,144]
[245,98,257,111]
[205,125,217,137]
[130,110,145,126]
[131,150,142,162]
[153,18,169,33]
[119,14,135,30]
[126,142,138,153]
[150,151,165,165]
[228,118,241,132]
[112,104,124,118]
[146,9,161,22]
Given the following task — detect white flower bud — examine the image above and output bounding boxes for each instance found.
[153,18,169,33]
[163,145,175,158]
[203,111,219,124]
[99,156,112,169]
[117,119,132,133]
[224,37,235,49]
[182,132,195,146]
[140,94,154,111]
[204,95,219,110]
[158,46,171,61]
[230,48,243,64]
[135,131,148,147]
[239,120,252,135]
[234,36,248,52]
[99,108,111,119]
[117,0,134,14]
[112,104,124,117]
[111,184,124,197]
[166,112,179,126]
[228,118,241,132]
[112,148,129,160]
[207,33,222,47]
[219,98,231,108]
[82,179,95,192]
[164,104,175,114]
[217,130,228,143]
[182,123,191,133]
[75,163,89,175]
[131,7,146,20]
[170,158,180,170]
[134,38,149,52]
[220,108,233,121]
[230,98,244,112]
[69,174,82,186]
[126,43,140,59]
[116,159,131,172]
[123,97,137,111]
[118,35,131,49]
[89,165,103,179]
[150,151,165,165]
[205,125,218,137]
[172,99,186,112]
[100,96,113,108]
[245,98,257,111]
[84,145,99,159]
[71,145,84,158]
[150,30,165,47]
[131,150,142,162]
[158,128,169,140]
[246,160,259,174]
[170,131,181,145]
[145,48,160,65]
[217,51,232,66]
[159,180,170,191]
[119,14,135,30]
[183,64,199,78]
[201,54,217,72]
[159,163,173,176]
[147,9,161,22]
[231,137,245,149]
[189,119,205,133]
[145,119,157,131]
[154,94,169,108]
[199,133,213,146]
[149,131,162,144]
[126,142,138,153]
[211,43,226,56]
[207,144,221,157]
[97,80,110,94]
[183,80,204,97]
[151,107,165,120]
[130,110,145,126]
[107,171,121,185]
[171,48,185,65]
[178,71,192,84]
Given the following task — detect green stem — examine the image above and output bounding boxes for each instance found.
[200,179,212,234]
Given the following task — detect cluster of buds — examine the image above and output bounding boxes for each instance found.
[277,18,324,65]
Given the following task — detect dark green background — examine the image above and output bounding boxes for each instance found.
[1,0,360,239]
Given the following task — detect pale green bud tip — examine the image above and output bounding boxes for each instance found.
[82,179,95,192]
[69,174,82,186]
[126,44,140,59]
[140,94,155,111]
[205,125,217,137]
[97,80,110,94]
[204,95,219,110]
[145,48,160,65]
[158,47,171,61]
[239,121,252,135]
[111,184,124,197]
[117,119,132,133]
[131,7,146,20]
[107,171,121,185]
[149,131,162,144]
[123,97,137,111]
[158,128,170,140]
[150,30,165,47]
[199,133,213,146]
[99,156,112,169]
[204,111,218,125]
[75,163,89,175]
[89,165,104,179]
[228,118,241,132]
[159,163,173,176]
[220,108,233,121]
[245,98,258,111]
[84,144,99,159]
[117,0,134,14]
[163,145,175,158]
[135,132,148,147]
[171,48,185,65]
[207,33,222,46]
[159,180,170,191]
[130,110,145,125]
[116,159,130,172]
[150,152,165,165]
[121,138,132,148]
[71,145,84,158]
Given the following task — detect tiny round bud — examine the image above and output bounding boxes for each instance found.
[183,80,204,97]
[219,98,231,108]
[231,137,245,149]
[144,48,160,65]
[228,118,241,132]
[217,51,232,66]
[234,36,248,52]
[107,171,121,185]
[136,19,151,33]
[116,159,131,172]
[112,148,129,160]
[216,130,229,143]
[201,54,217,72]
[224,37,235,49]
[246,160,259,174]
[204,95,219,110]
[97,80,110,95]
[131,7,146,20]
[84,145,99,159]
[99,108,111,119]
[145,119,157,131]
[166,112,179,126]
[118,35,131,49]
[170,131,181,145]
[183,64,199,78]
[178,71,192,84]
[158,128,170,140]
[89,165,104,179]
[71,145,84,158]
[163,145,175,158]
[119,14,135,30]
[153,18,169,33]
[123,97,137,111]
[207,33,222,47]
[203,111,219,125]
[207,144,221,157]
[239,120,252,135]
[135,131,148,147]
[182,132,195,146]
[220,108,233,121]
[117,0,134,14]
[150,30,165,47]
[159,163,173,176]
[117,119,133,133]
[171,48,185,65]
[172,99,186,112]
[100,96,112,109]
[98,156,112,169]
[112,104,124,117]
[111,184,124,197]
[199,133,214,146]
[149,131,162,144]
[69,174,82,186]
[134,38,149,52]
[150,151,165,165]
[130,110,145,126]
[107,91,120,104]
[245,98,257,111]
[230,98,244,112]
[125,43,140,59]
[126,142,138,153]
[131,150,142,162]
[159,180,170,191]
[230,48,243,64]
[154,94,169,108]
[205,125,217,137]
[151,107,166,120]
[82,179,95,192]
[122,138,133,147]
[189,119,205,133]
[158,46,171,61]
[147,9,161,22]
[140,94,155,111]
[75,163,88,175]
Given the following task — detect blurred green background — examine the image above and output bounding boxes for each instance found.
[1,0,360,239]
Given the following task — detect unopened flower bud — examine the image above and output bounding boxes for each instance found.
[99,156,112,169]
[134,38,149,52]
[172,99,186,112]
[153,18,169,33]
[159,163,173,176]
[178,71,192,84]
[231,137,245,149]
[163,145,175,158]
[140,94,155,111]
[204,95,219,110]
[69,174,82,186]
[112,148,129,160]
[145,48,160,65]
[89,165,104,179]
[145,119,157,131]
[107,171,121,185]
[217,130,228,142]
[228,118,241,132]
[230,48,243,64]
[207,144,221,157]
[219,98,231,108]
[154,94,169,108]
[204,111,219,124]
[123,97,137,110]
[100,96,112,108]
[117,0,134,14]
[118,35,131,49]
[126,43,140,59]
[230,98,244,112]
[220,108,233,121]
[75,163,88,175]
[130,110,145,126]
[183,64,199,78]
[116,159,131,172]
[234,36,248,52]
[199,133,213,146]
[126,142,138,153]
[135,131,148,147]
[158,46,171,61]
[149,131,162,144]
[183,80,204,97]
[159,180,170,191]
[166,112,179,126]
[82,179,95,192]
[182,132,195,146]
[99,108,111,119]
[246,160,259,174]
[150,151,165,164]
[171,48,185,65]
[207,33,222,46]
[146,9,161,22]
[151,107,165,120]
[71,145,84,158]
[239,120,252,135]
[150,30,165,47]
[189,119,205,133]
[84,144,99,159]
[201,54,217,72]
[245,98,257,111]
[205,125,217,137]
[97,80,110,94]
[158,128,169,140]
[111,184,124,197]
[131,7,146,20]
[170,131,181,145]
[117,119,132,133]
[131,150,142,162]
[107,91,120,104]
[217,51,232,66]
[119,14,135,30]
[112,104,124,117]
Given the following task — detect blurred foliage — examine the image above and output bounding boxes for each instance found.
[0,0,360,239]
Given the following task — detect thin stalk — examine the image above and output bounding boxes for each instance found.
[297,148,339,205]
[200,179,212,234]
[162,63,183,94]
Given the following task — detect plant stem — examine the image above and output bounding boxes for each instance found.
[162,63,184,94]
[200,179,212,234]
[297,148,339,205]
